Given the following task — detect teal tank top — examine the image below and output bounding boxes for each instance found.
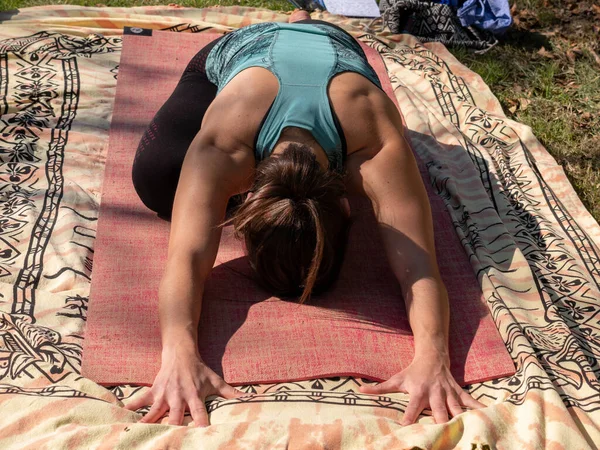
[205,22,382,173]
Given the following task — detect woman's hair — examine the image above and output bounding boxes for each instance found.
[230,143,350,304]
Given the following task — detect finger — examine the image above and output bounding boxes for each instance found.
[123,391,152,411]
[429,390,449,424]
[167,403,186,426]
[139,401,168,424]
[459,390,486,409]
[446,390,464,418]
[189,397,210,428]
[401,395,426,426]
[216,381,247,400]
[358,380,398,395]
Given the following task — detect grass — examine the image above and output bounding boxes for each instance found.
[449,0,600,221]
[1,0,598,222]
[1,0,293,10]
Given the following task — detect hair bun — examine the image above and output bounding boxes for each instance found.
[230,143,349,304]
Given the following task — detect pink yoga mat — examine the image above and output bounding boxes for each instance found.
[81,29,515,387]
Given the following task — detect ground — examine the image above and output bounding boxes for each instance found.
[1,0,598,222]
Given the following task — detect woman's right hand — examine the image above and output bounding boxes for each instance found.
[123,341,246,426]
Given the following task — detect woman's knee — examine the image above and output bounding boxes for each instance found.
[131,148,179,217]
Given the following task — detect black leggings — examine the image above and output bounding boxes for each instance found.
[131,20,351,220]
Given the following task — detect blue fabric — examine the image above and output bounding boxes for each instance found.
[457,0,512,35]
[205,23,382,172]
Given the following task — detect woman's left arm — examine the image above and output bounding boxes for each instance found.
[348,133,485,425]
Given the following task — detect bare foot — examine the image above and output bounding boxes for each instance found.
[289,9,311,23]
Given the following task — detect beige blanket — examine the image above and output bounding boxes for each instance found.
[0,5,598,449]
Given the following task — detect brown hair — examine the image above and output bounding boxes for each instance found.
[230,143,350,304]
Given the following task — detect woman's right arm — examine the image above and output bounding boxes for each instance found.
[124,140,255,427]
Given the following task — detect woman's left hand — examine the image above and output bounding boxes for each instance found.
[358,355,486,425]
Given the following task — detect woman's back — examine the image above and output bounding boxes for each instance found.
[195,64,404,173]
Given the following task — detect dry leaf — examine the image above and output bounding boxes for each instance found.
[518,98,532,111]
[537,47,555,58]
[566,49,576,64]
[581,112,592,120]
[592,4,600,14]
[508,105,518,114]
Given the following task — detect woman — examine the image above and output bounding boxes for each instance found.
[125,11,485,427]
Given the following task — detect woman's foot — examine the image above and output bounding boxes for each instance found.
[289,9,311,23]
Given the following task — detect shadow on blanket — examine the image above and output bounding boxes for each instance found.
[0,10,19,24]
[407,129,600,391]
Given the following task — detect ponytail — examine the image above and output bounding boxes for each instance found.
[229,143,349,303]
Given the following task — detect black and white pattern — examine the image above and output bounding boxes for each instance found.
[379,0,498,51]
[0,31,120,386]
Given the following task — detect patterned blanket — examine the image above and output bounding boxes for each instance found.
[0,6,599,449]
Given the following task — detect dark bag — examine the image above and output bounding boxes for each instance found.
[379,0,498,51]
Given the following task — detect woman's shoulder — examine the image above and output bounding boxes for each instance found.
[202,66,278,143]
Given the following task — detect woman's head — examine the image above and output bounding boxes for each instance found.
[231,143,350,304]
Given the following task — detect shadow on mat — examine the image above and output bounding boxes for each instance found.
[192,189,491,384]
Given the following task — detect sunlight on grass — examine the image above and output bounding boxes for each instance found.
[574,59,600,103]
[520,106,575,152]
